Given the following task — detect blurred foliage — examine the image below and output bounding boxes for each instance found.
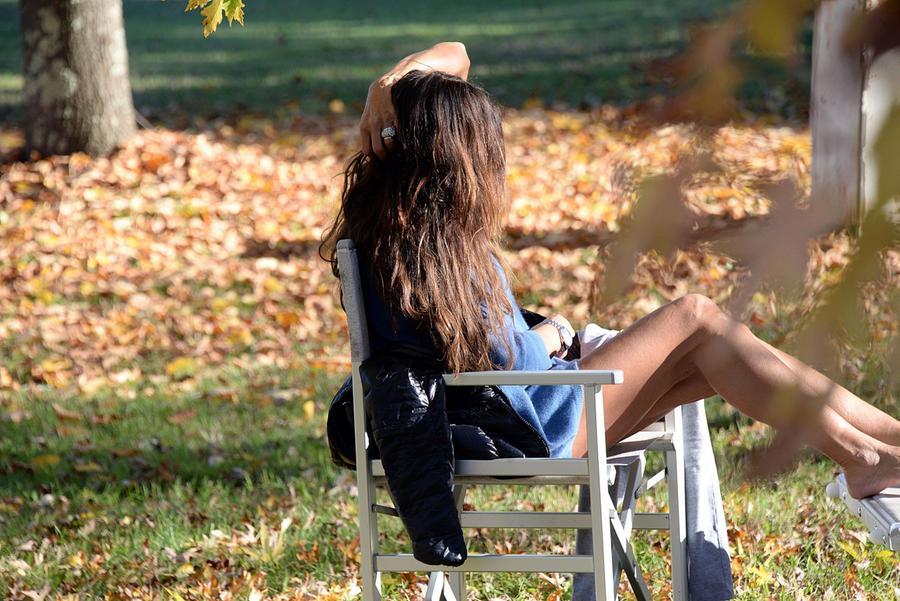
[600,0,898,404]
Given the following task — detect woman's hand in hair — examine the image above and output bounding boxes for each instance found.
[359,42,471,160]
[360,76,399,160]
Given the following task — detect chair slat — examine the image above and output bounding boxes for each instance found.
[370,433,672,480]
[444,369,623,386]
[371,458,589,478]
[375,553,595,573]
[460,511,594,529]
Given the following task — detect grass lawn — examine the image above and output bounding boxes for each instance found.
[0,0,810,119]
[2,367,897,599]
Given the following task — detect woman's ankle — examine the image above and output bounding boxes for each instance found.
[847,443,882,471]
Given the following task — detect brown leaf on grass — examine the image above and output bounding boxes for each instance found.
[90,413,117,425]
[73,461,103,473]
[111,447,140,458]
[55,424,89,439]
[30,454,61,469]
[167,409,197,424]
[52,403,81,422]
[22,585,50,601]
[0,100,894,411]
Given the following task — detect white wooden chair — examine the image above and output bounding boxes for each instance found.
[336,239,688,600]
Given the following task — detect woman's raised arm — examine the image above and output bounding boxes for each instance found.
[359,42,471,159]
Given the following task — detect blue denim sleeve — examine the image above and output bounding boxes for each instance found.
[489,257,552,370]
[504,324,552,370]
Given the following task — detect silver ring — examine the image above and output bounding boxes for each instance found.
[380,125,396,139]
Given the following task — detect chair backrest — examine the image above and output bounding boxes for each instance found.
[336,239,371,364]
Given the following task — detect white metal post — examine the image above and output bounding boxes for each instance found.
[447,485,467,600]
[352,364,381,601]
[811,0,865,225]
[665,407,688,601]
[585,384,615,599]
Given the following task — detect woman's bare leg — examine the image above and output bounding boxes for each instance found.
[757,338,900,446]
[571,293,900,498]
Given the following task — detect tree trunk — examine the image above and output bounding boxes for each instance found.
[20,0,136,157]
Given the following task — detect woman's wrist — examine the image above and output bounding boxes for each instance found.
[542,317,574,357]
[380,42,469,87]
[532,322,563,355]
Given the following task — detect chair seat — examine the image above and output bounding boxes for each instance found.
[376,553,595,573]
[371,431,673,485]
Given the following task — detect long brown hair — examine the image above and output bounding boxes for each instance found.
[320,70,513,373]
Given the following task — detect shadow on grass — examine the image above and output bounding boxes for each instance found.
[0,366,346,500]
[0,0,811,121]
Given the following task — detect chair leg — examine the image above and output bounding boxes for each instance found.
[585,385,615,600]
[424,571,445,601]
[353,365,381,601]
[665,408,688,601]
[446,572,465,601]
[358,474,381,601]
[610,516,652,601]
[447,485,467,600]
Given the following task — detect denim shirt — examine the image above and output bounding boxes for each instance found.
[358,256,583,458]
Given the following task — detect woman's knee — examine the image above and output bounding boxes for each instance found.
[672,293,730,336]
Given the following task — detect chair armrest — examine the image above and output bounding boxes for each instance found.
[442,369,623,387]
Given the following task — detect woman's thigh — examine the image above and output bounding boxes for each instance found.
[572,294,718,454]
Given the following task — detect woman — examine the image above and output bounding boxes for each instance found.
[323,42,900,500]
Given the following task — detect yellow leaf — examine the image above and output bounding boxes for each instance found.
[31,454,61,469]
[42,357,71,374]
[224,0,245,25]
[200,0,224,38]
[303,400,315,421]
[748,563,772,584]
[837,540,861,561]
[79,281,95,296]
[166,357,198,380]
[211,297,230,312]
[74,461,103,473]
[44,371,71,389]
[264,276,285,293]
[523,97,544,110]
[165,588,188,601]
[227,326,254,346]
[176,562,195,576]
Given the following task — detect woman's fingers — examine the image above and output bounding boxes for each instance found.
[359,124,374,158]
[371,132,388,160]
[374,103,398,159]
[359,79,399,160]
[382,131,398,154]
